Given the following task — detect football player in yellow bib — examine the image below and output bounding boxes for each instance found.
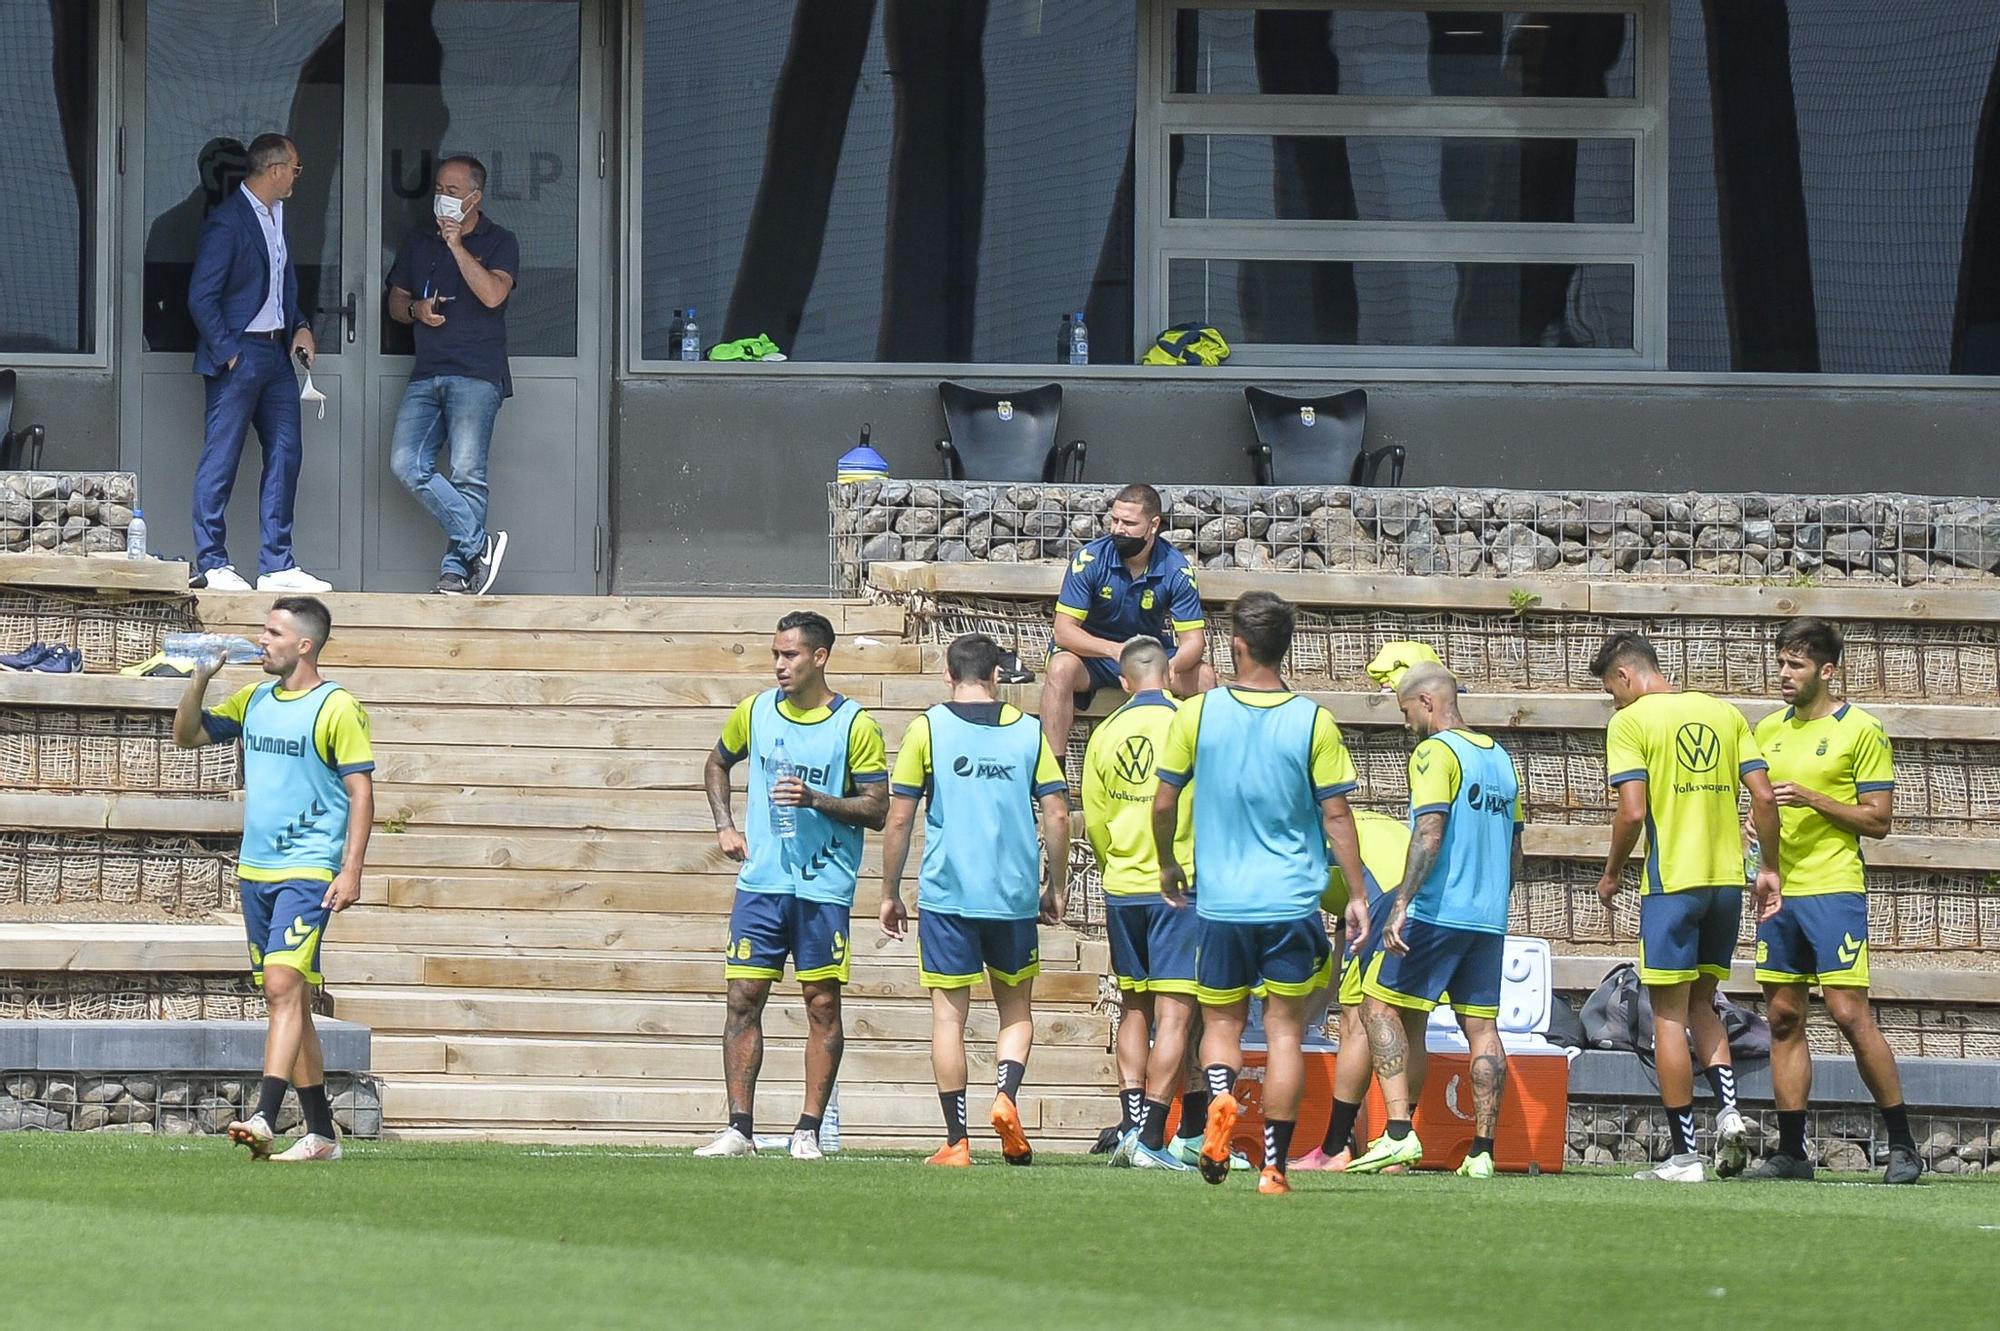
[1744,618,1919,1184]
[1592,631,1781,1183]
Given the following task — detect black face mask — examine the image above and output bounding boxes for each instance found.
[1110,533,1149,559]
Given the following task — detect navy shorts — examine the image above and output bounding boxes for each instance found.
[1337,890,1400,1008]
[725,889,851,984]
[1194,914,1332,1006]
[1756,892,1870,989]
[1638,887,1742,986]
[918,911,1040,989]
[1053,648,1125,706]
[1364,918,1503,1018]
[241,877,333,987]
[1105,896,1199,995]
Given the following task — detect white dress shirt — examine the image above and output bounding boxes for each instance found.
[240,183,288,334]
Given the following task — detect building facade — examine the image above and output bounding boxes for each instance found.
[3,0,1997,591]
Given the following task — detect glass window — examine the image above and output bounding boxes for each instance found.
[380,0,580,359]
[639,0,1136,364]
[1171,134,1636,224]
[141,0,344,355]
[1167,257,1635,349]
[1171,8,1636,99]
[0,3,97,355]
[1668,1,2000,375]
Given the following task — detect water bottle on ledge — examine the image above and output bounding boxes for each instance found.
[162,632,262,665]
[680,307,701,362]
[126,509,147,560]
[1068,311,1089,366]
[770,736,799,839]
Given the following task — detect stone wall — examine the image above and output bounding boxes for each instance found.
[1564,1101,1999,1174]
[831,482,2000,593]
[0,1071,381,1137]
[0,472,139,554]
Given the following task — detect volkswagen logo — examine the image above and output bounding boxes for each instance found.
[1675,723,1720,772]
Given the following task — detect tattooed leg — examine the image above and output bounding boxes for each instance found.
[1462,1015,1507,1138]
[1363,996,1413,1119]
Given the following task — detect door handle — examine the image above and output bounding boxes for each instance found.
[316,293,358,343]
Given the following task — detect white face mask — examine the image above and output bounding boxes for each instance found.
[299,370,326,420]
[433,192,466,222]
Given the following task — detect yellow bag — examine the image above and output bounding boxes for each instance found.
[1142,323,1231,366]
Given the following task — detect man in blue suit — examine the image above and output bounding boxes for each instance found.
[187,132,330,593]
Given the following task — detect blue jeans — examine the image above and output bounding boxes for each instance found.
[390,375,503,577]
[194,337,301,576]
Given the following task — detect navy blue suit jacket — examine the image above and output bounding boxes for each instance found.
[187,188,306,378]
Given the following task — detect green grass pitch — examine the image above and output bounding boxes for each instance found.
[4,1136,1995,1329]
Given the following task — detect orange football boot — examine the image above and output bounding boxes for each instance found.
[1198,1092,1239,1184]
[991,1093,1034,1166]
[925,1140,972,1167]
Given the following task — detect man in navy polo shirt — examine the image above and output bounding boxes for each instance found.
[1040,483,1212,751]
[386,155,519,595]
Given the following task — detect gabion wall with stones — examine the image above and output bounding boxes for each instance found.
[908,593,2000,704]
[0,1072,381,1137]
[0,973,329,1021]
[831,482,2000,594]
[0,472,140,555]
[1561,1102,2000,1173]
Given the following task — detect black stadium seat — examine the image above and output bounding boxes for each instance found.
[1243,386,1402,487]
[936,381,1086,483]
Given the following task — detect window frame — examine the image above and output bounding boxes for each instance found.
[2,0,114,368]
[1141,0,1668,368]
[617,0,1997,384]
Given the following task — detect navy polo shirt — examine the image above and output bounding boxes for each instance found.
[386,214,521,397]
[1054,534,1205,648]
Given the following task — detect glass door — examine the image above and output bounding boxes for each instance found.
[122,0,365,586]
[362,0,601,593]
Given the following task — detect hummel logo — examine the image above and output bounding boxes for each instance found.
[1838,933,1863,965]
[282,916,312,948]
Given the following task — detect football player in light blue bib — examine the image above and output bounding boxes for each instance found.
[1348,663,1523,1181]
[1152,591,1370,1194]
[699,611,889,1161]
[881,633,1071,1167]
[175,596,373,1164]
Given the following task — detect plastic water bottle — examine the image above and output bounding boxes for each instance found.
[770,736,799,839]
[1068,311,1089,365]
[680,307,701,362]
[126,509,147,560]
[821,1086,841,1153]
[162,632,262,665]
[1743,833,1761,883]
[667,308,685,353]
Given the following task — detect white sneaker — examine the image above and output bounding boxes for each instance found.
[692,1126,757,1158]
[200,565,252,592]
[225,1112,276,1160]
[1635,1151,1707,1183]
[272,1132,342,1162]
[1715,1109,1749,1178]
[257,566,333,593]
[789,1129,824,1161]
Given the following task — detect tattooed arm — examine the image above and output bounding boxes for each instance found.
[1382,810,1446,956]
